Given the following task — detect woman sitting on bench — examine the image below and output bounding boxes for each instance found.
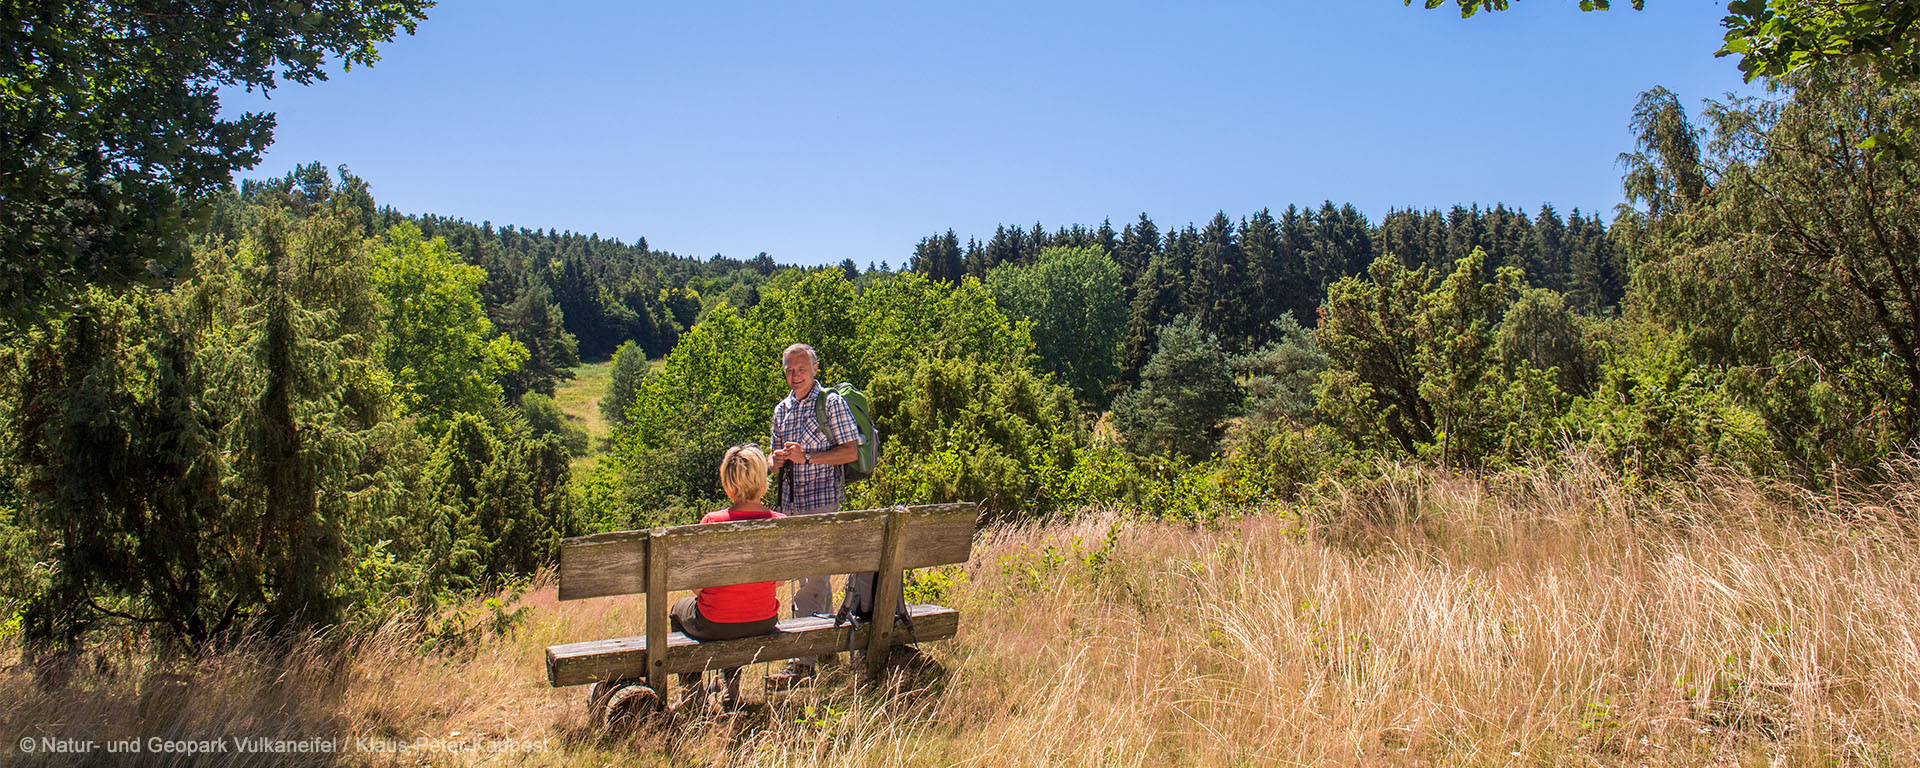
[671,443,784,707]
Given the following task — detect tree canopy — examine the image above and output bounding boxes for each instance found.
[1409,0,1920,86]
[1,0,433,328]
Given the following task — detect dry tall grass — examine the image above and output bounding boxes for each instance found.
[5,458,1919,766]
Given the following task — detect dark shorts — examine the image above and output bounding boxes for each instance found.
[670,597,777,641]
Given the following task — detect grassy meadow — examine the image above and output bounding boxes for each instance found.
[552,359,615,473]
[4,452,1918,766]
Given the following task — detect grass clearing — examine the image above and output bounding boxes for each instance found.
[5,459,1919,765]
[553,360,615,447]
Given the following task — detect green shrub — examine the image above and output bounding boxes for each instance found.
[1563,333,1781,480]
[850,355,1083,517]
[519,392,589,456]
[599,339,649,430]
[1317,250,1571,469]
[1220,420,1356,503]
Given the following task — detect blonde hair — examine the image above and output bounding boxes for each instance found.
[720,444,770,502]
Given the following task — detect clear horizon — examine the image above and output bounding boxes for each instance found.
[221,1,1763,266]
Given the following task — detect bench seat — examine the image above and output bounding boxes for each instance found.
[546,603,959,687]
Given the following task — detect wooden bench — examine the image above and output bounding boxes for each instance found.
[544,502,978,717]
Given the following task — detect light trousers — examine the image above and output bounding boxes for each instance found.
[784,503,874,666]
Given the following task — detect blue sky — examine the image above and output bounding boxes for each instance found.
[223,1,1761,268]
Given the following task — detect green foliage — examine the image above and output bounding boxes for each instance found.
[1629,68,1920,469]
[1620,87,1709,219]
[851,356,1083,516]
[1562,332,1780,479]
[1232,315,1329,427]
[371,223,528,420]
[1112,316,1241,460]
[0,181,397,657]
[1315,255,1437,455]
[911,230,966,283]
[1130,455,1249,525]
[0,0,430,327]
[1219,421,1356,504]
[495,281,579,400]
[1120,243,1190,385]
[520,393,589,456]
[0,167,590,666]
[851,271,1035,379]
[599,340,650,430]
[1409,0,1641,16]
[569,459,631,533]
[1496,287,1598,396]
[1720,0,1920,86]
[605,274,831,516]
[985,246,1127,408]
[1317,251,1569,468]
[1187,212,1259,353]
[1410,0,1920,113]
[1412,250,1528,466]
[410,216,704,361]
[0,501,33,628]
[433,414,576,586]
[1051,437,1144,510]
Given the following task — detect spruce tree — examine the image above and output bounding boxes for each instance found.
[1374,209,1427,269]
[1115,213,1161,304]
[1531,204,1569,291]
[1239,209,1286,346]
[981,225,1023,275]
[1278,205,1318,325]
[1186,212,1250,351]
[1445,204,1485,265]
[910,230,965,282]
[1094,219,1119,258]
[1121,253,1175,386]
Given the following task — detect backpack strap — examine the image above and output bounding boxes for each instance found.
[811,386,854,458]
[811,386,838,444]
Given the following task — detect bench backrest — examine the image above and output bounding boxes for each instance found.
[556,502,978,602]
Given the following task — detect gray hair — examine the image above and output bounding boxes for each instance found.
[782,343,818,366]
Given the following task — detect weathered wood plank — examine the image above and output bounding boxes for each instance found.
[557,503,977,601]
[546,605,960,687]
[644,529,669,697]
[865,507,910,679]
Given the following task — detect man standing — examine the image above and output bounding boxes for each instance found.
[766,342,865,686]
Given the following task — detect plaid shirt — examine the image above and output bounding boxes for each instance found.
[770,382,863,511]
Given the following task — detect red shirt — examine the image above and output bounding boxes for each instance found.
[693,506,784,623]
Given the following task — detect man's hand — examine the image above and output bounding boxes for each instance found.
[772,441,805,468]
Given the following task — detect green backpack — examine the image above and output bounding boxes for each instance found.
[814,381,880,482]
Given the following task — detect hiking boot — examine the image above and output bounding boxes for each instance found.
[763,661,816,690]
